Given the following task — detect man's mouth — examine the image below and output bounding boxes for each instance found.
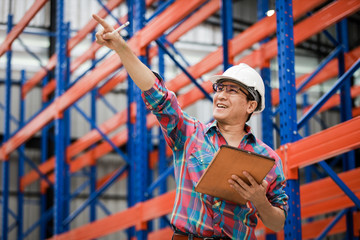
[216,103,228,109]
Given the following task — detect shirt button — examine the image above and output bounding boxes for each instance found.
[145,102,149,105]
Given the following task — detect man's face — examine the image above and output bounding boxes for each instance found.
[212,80,257,125]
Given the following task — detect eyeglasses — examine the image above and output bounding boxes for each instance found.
[212,83,250,97]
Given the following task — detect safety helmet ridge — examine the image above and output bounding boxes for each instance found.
[209,63,265,113]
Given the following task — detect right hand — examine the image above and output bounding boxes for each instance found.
[92,14,126,51]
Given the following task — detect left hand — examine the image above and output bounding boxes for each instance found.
[228,171,269,206]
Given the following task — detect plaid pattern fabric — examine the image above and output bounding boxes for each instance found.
[142,75,288,239]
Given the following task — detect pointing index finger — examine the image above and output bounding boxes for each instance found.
[92,14,113,31]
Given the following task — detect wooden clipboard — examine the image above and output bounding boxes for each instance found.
[195,145,275,205]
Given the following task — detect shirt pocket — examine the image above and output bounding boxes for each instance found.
[188,147,214,173]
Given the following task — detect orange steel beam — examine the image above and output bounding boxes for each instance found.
[20,109,128,189]
[21,0,124,97]
[97,0,220,97]
[272,46,360,106]
[0,0,208,161]
[302,85,360,113]
[49,168,360,239]
[25,0,212,185]
[27,0,219,185]
[48,190,176,240]
[165,0,328,92]
[276,212,360,240]
[164,0,360,109]
[300,168,360,208]
[32,0,327,174]
[24,0,357,188]
[0,0,49,57]
[62,0,358,176]
[41,0,159,100]
[279,117,360,171]
[66,0,328,166]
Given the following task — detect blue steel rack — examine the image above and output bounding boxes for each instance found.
[1,1,360,240]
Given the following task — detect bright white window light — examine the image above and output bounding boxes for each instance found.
[266,10,275,17]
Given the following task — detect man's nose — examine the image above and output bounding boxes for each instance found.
[216,89,228,99]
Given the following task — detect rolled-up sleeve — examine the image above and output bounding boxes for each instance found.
[142,72,197,150]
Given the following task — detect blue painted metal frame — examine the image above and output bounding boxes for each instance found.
[257,2,275,239]
[257,0,273,150]
[2,14,13,240]
[315,208,349,240]
[158,28,168,229]
[275,1,302,239]
[63,164,128,226]
[67,49,113,89]
[221,0,233,71]
[72,103,129,162]
[96,0,123,26]
[54,0,66,234]
[17,70,26,240]
[296,46,343,93]
[0,102,19,125]
[23,207,54,239]
[40,73,50,240]
[63,23,72,232]
[126,1,135,237]
[98,94,118,114]
[132,1,148,239]
[318,161,360,209]
[155,39,213,102]
[146,165,174,196]
[146,0,175,22]
[336,19,356,240]
[297,58,360,130]
[90,30,98,224]
[97,200,112,216]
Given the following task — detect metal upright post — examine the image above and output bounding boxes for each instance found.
[275,1,302,239]
[258,0,273,149]
[132,1,148,239]
[17,70,26,240]
[90,30,97,224]
[62,22,71,232]
[40,74,50,240]
[158,34,168,229]
[126,1,135,239]
[2,14,13,240]
[336,19,355,240]
[54,0,66,234]
[221,0,233,70]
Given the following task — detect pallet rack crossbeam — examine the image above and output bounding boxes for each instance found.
[32,0,330,185]
[73,103,129,162]
[0,0,49,57]
[155,39,213,102]
[146,165,174,195]
[21,0,125,96]
[62,164,128,226]
[296,46,343,93]
[318,161,360,209]
[0,0,207,161]
[298,58,360,129]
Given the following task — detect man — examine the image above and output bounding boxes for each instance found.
[93,14,288,240]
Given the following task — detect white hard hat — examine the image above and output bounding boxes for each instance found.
[209,63,265,113]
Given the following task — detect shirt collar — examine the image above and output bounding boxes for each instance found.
[206,120,256,143]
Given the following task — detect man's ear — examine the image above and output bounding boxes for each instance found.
[247,101,258,114]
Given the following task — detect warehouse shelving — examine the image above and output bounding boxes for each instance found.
[1,0,359,239]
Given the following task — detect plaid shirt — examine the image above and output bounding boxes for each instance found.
[142,74,288,239]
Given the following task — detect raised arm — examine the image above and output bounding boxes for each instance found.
[92,14,155,91]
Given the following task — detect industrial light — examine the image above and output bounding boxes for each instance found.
[266,10,275,17]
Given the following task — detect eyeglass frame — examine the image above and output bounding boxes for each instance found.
[212,82,254,100]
